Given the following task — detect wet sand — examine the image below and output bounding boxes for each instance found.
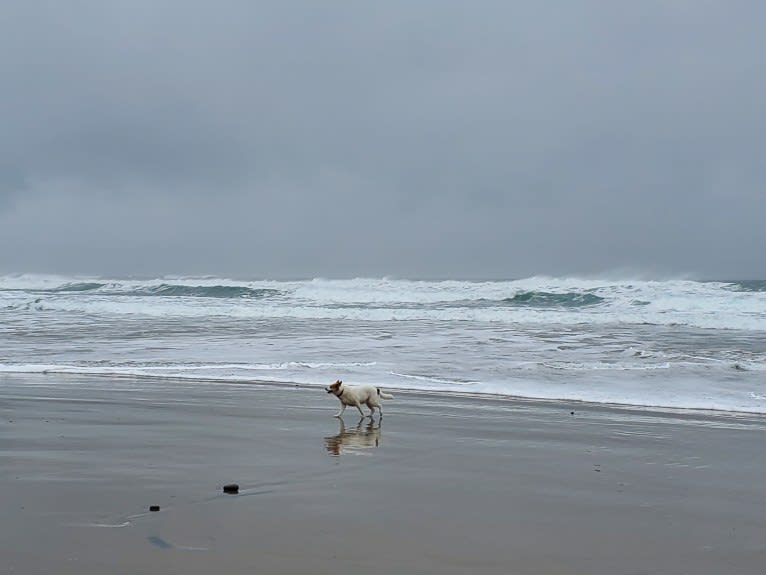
[2,373,766,574]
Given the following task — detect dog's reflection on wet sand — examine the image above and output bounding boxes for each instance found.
[324,418,382,456]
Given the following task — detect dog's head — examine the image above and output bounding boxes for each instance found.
[325,379,343,395]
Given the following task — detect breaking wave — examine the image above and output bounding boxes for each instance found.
[502,291,605,307]
[1,274,766,330]
[2,279,281,299]
[51,282,107,292]
[129,284,281,299]
[727,280,766,293]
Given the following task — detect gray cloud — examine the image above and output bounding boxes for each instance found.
[1,1,764,278]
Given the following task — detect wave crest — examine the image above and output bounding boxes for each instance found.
[503,291,605,307]
[727,280,766,293]
[133,284,280,299]
[52,282,106,292]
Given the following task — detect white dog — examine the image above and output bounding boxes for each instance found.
[325,379,394,418]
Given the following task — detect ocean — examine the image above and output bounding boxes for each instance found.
[1,274,765,414]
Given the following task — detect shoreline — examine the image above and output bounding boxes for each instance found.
[3,370,766,419]
[3,373,766,574]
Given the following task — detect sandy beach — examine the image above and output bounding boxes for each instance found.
[2,373,766,574]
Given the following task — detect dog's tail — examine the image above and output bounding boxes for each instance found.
[377,387,394,400]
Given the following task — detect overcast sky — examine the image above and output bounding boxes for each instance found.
[1,1,764,279]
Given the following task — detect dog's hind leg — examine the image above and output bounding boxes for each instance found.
[334,404,346,418]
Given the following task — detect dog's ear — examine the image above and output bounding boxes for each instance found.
[336,380,342,385]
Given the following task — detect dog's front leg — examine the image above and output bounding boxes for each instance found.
[334,403,346,418]
[354,402,365,418]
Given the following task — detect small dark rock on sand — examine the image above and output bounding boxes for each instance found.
[223,483,239,494]
[149,505,160,512]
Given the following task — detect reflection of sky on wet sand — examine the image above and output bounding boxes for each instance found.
[324,419,381,456]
